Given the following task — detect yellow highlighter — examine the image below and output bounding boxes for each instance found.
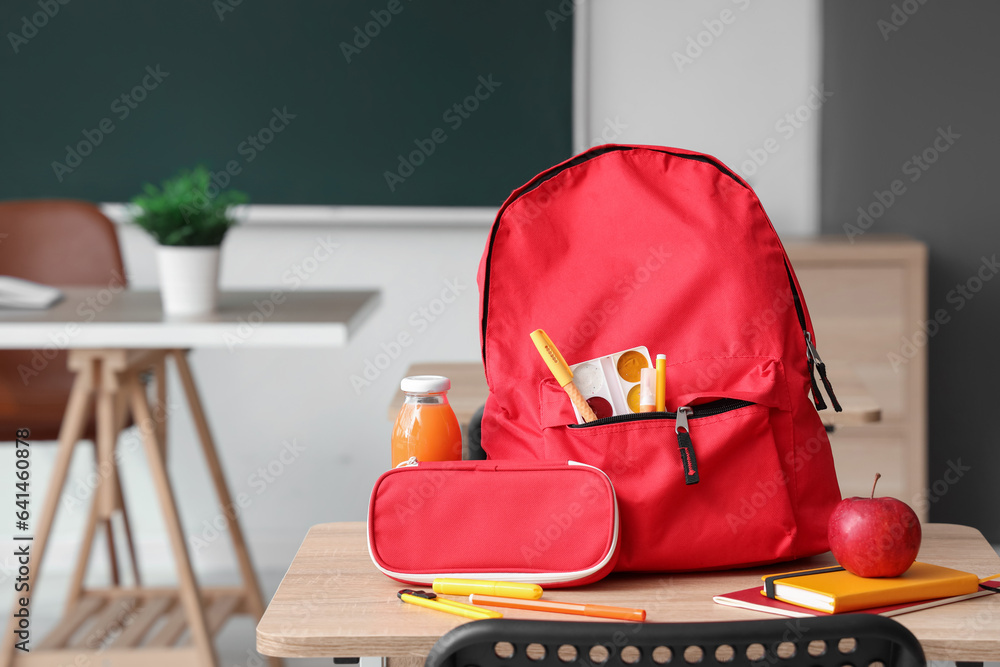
[530,329,599,423]
[433,578,544,600]
[398,590,501,620]
[655,354,666,412]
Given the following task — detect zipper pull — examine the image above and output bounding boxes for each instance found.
[674,406,699,485]
[806,332,842,413]
[803,331,828,411]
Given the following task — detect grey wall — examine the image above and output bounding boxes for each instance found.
[821,1,999,541]
[589,0,822,234]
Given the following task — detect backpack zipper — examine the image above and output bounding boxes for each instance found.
[805,331,842,412]
[566,397,752,427]
[783,261,841,412]
[568,398,754,486]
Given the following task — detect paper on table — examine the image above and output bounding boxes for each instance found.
[0,276,63,309]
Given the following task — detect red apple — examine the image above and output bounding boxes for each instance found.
[828,473,921,577]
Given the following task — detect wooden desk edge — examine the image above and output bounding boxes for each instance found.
[256,634,433,660]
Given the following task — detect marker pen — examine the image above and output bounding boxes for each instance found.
[469,594,646,622]
[433,578,543,600]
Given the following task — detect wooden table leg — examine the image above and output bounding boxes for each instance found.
[95,360,122,588]
[5,349,269,666]
[386,657,426,667]
[153,353,168,457]
[171,350,279,667]
[128,372,216,667]
[65,480,100,613]
[1,358,94,663]
[112,387,141,587]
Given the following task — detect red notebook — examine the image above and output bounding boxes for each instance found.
[713,578,999,618]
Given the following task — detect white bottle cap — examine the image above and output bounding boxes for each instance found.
[400,375,451,393]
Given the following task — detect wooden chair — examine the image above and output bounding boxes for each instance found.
[0,200,128,440]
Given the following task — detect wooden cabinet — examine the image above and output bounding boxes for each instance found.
[786,236,928,518]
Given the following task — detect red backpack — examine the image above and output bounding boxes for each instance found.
[477,144,843,572]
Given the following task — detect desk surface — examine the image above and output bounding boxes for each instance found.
[388,362,881,428]
[0,288,380,348]
[256,522,1000,662]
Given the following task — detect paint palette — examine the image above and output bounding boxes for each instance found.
[569,346,652,423]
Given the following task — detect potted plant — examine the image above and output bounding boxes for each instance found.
[131,166,248,316]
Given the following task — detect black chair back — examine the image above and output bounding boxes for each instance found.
[425,617,925,667]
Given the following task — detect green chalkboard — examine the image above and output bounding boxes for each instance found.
[0,1,573,207]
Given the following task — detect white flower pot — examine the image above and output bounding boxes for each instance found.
[156,246,220,316]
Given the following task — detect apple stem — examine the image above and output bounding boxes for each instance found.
[871,472,882,499]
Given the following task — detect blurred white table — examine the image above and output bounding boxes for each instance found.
[0,288,380,348]
[1,288,379,667]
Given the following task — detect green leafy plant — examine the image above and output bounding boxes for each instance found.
[131,166,248,246]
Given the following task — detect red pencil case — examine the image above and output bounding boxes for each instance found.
[367,460,619,588]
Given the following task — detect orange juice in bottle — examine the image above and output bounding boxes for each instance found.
[391,375,463,468]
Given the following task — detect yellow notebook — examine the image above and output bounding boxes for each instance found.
[761,562,981,613]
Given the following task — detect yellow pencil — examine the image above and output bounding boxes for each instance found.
[432,596,505,617]
[399,592,501,620]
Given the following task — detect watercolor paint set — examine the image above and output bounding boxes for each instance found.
[568,346,653,422]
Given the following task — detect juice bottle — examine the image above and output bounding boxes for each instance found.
[391,375,463,468]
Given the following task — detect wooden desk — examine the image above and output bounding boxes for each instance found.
[0,288,379,348]
[1,289,379,667]
[387,362,881,429]
[256,522,1000,663]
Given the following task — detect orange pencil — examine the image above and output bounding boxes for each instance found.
[469,594,646,622]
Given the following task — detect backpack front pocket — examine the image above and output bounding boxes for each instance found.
[541,400,797,572]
